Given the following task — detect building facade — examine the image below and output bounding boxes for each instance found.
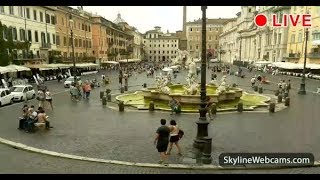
[54,6,93,63]
[0,6,57,63]
[219,19,238,63]
[186,18,230,59]
[143,26,179,62]
[285,6,320,64]
[91,15,133,62]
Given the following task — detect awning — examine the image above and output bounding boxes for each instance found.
[102,61,119,65]
[118,59,142,63]
[0,66,16,74]
[6,64,31,72]
[162,67,173,72]
[74,63,98,68]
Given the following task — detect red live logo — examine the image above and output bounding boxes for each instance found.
[254,14,312,27]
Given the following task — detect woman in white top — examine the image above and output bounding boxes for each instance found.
[45,89,53,110]
[166,120,182,156]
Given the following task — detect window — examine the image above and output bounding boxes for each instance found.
[0,6,4,13]
[249,8,251,13]
[313,33,320,40]
[274,33,277,44]
[278,33,281,44]
[196,45,198,50]
[75,39,78,47]
[190,28,192,31]
[12,27,17,40]
[209,36,212,40]
[163,44,165,47]
[83,40,85,47]
[34,31,39,42]
[190,45,192,50]
[26,8,30,19]
[27,30,32,42]
[40,12,43,22]
[89,41,91,48]
[85,25,87,31]
[88,26,91,32]
[158,44,160,47]
[167,51,169,54]
[18,6,23,17]
[63,36,67,46]
[51,16,56,25]
[47,33,50,44]
[154,44,156,47]
[150,51,152,54]
[33,10,37,21]
[149,45,151,47]
[45,14,50,23]
[79,39,82,47]
[163,51,165,53]
[167,44,169,47]
[9,6,14,15]
[56,35,60,45]
[209,28,211,31]
[298,33,302,42]
[19,29,25,41]
[82,24,84,30]
[2,27,8,40]
[175,44,177,47]
[52,34,56,44]
[171,51,173,54]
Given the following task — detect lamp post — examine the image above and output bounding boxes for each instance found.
[69,15,76,84]
[298,28,308,95]
[193,6,212,164]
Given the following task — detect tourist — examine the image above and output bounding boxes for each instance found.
[84,81,92,99]
[154,119,170,165]
[287,80,291,90]
[70,83,79,101]
[45,89,53,110]
[166,120,182,156]
[37,88,45,109]
[18,105,29,130]
[251,76,256,87]
[37,107,52,130]
[169,97,181,115]
[205,100,214,120]
[25,105,38,133]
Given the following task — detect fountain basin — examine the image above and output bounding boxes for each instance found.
[141,84,242,104]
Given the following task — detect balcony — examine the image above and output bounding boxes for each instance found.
[284,53,301,59]
[307,53,320,59]
[40,43,51,49]
[312,40,320,46]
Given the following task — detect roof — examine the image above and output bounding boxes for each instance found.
[186,18,233,25]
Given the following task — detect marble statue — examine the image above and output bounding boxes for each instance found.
[217,75,229,94]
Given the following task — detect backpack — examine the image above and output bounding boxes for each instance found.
[178,129,184,139]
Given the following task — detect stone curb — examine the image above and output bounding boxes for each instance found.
[0,137,319,170]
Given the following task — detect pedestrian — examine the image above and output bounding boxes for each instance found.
[45,89,53,110]
[84,81,92,99]
[206,100,214,120]
[169,97,181,115]
[251,76,256,87]
[154,119,170,165]
[287,80,291,90]
[166,120,182,156]
[37,88,45,109]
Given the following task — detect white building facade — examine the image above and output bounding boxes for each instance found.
[143,26,179,62]
[131,30,143,60]
[219,19,238,63]
[0,6,56,62]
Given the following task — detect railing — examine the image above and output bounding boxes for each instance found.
[307,53,320,59]
[40,43,51,49]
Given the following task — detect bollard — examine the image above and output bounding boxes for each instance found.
[107,93,111,102]
[201,137,213,164]
[277,94,282,103]
[269,102,275,113]
[285,97,290,106]
[237,102,243,112]
[118,101,124,112]
[211,103,217,115]
[102,96,107,106]
[100,91,104,99]
[149,101,155,111]
[253,85,258,92]
[120,86,124,93]
[258,87,263,94]
[143,83,147,88]
[106,89,111,95]
[124,85,128,91]
[275,90,280,96]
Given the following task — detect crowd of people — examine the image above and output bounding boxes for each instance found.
[19,105,52,133]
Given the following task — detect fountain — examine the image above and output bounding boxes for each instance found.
[116,50,272,113]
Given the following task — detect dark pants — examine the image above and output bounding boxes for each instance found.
[85,91,90,98]
[25,118,37,132]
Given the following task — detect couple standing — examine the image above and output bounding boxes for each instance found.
[154,119,182,165]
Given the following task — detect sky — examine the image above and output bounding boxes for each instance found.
[72,6,241,34]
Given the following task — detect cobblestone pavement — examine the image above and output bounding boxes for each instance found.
[1,144,320,174]
[0,67,320,171]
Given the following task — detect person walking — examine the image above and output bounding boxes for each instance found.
[165,120,182,156]
[154,119,170,165]
[45,89,53,110]
[84,81,92,99]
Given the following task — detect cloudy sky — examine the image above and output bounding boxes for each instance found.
[73,6,241,33]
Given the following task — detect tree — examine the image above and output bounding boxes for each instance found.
[0,21,10,66]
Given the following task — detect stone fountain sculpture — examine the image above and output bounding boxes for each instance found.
[155,73,171,94]
[184,59,199,95]
[217,75,229,94]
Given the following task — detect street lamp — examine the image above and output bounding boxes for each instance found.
[193,6,212,164]
[298,9,309,95]
[69,15,77,84]
[298,27,309,95]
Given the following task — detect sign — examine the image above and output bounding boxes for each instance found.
[1,79,8,89]
[255,14,312,27]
